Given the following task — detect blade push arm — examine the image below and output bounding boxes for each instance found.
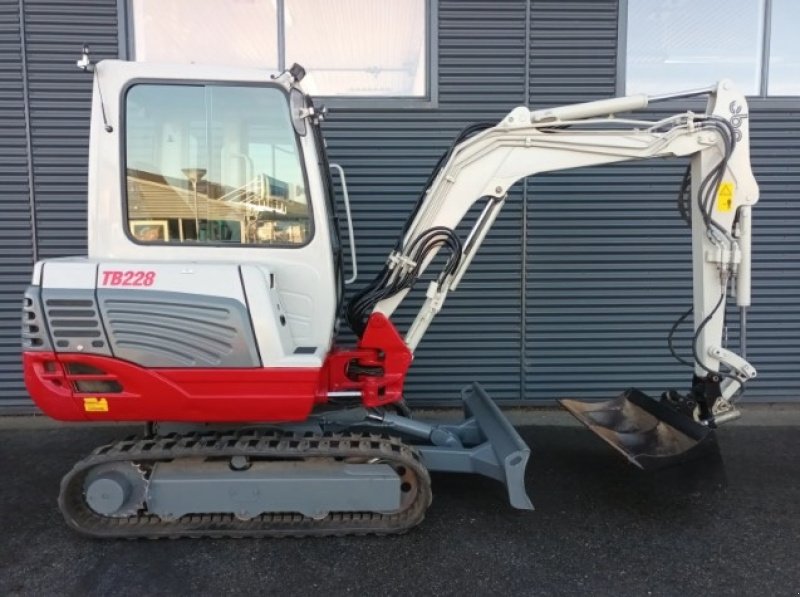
[350,81,758,415]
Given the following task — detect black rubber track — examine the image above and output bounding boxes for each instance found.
[59,430,432,539]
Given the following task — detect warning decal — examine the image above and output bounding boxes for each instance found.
[83,397,109,412]
[716,181,735,213]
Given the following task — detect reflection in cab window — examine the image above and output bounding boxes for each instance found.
[125,84,310,246]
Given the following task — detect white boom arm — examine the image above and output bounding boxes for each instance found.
[363,80,759,414]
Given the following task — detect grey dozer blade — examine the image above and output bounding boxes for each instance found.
[559,389,718,470]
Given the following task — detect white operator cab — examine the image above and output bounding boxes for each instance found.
[72,60,346,368]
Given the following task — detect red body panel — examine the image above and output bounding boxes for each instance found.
[24,351,320,422]
[24,313,413,422]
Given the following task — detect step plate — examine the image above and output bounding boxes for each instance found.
[559,389,718,470]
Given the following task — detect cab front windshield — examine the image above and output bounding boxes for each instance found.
[125,83,310,246]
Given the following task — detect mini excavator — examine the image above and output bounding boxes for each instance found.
[22,52,759,537]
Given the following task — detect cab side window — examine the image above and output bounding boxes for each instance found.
[125,84,312,246]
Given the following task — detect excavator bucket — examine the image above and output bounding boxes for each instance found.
[559,389,718,470]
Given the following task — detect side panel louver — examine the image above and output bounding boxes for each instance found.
[97,290,261,368]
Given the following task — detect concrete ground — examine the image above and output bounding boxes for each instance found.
[0,407,798,596]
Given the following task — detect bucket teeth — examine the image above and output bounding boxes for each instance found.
[560,389,718,470]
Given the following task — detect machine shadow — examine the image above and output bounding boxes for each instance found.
[427,423,728,524]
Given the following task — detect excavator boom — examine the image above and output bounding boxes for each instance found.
[22,56,759,537]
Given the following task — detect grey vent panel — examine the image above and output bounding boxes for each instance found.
[22,286,52,351]
[294,346,317,355]
[41,289,111,355]
[97,290,261,368]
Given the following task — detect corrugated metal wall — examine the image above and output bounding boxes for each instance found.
[1,0,798,408]
[0,0,33,405]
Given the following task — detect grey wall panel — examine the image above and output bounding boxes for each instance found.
[0,1,34,404]
[529,0,618,105]
[744,110,800,400]
[23,0,117,259]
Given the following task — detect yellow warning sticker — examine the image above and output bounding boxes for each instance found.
[716,181,735,213]
[83,397,109,412]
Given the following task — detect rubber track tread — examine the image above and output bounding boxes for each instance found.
[58,430,432,539]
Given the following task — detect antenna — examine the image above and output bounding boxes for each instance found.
[77,44,112,133]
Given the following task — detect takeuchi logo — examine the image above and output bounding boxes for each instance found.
[729,100,748,142]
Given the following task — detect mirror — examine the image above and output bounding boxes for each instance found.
[289,88,307,137]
